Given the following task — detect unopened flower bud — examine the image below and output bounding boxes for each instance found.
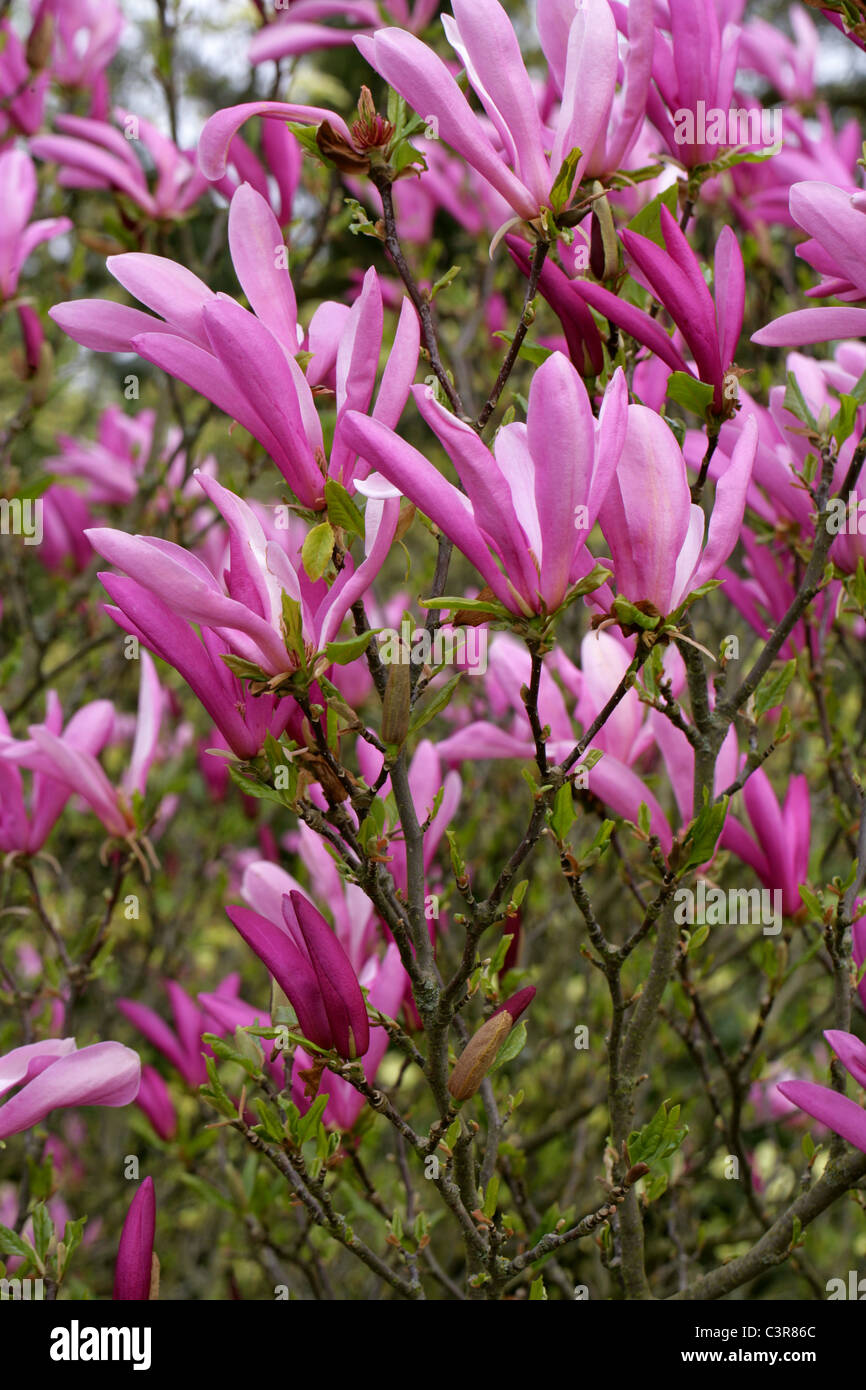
[381,652,411,747]
[448,987,536,1101]
[315,121,371,175]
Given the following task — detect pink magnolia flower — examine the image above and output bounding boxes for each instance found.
[737,4,818,102]
[753,181,866,348]
[721,768,810,918]
[87,471,399,757]
[778,1030,866,1152]
[0,1038,140,1140]
[1,653,164,842]
[647,0,743,168]
[343,354,628,616]
[0,693,115,852]
[118,976,243,1090]
[576,209,745,413]
[0,148,71,300]
[227,890,371,1060]
[51,185,418,506]
[507,236,604,377]
[37,0,124,119]
[249,0,440,66]
[37,407,218,572]
[597,407,758,617]
[436,630,678,851]
[720,107,861,233]
[234,854,408,1128]
[32,108,299,225]
[135,1065,176,1141]
[352,0,634,222]
[0,148,71,372]
[114,1176,155,1301]
[0,18,49,141]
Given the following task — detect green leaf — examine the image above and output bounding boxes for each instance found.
[482,1174,500,1219]
[754,658,796,718]
[830,393,860,448]
[687,923,710,954]
[0,1225,36,1263]
[612,596,660,631]
[220,653,268,682]
[492,331,553,367]
[529,1275,548,1300]
[302,521,335,581]
[784,371,817,430]
[430,265,462,300]
[420,593,508,617]
[298,1093,330,1144]
[281,593,305,662]
[490,1020,527,1073]
[681,792,728,872]
[286,121,325,158]
[666,371,715,419]
[549,146,582,213]
[408,672,463,735]
[550,783,576,840]
[626,1100,688,1167]
[626,185,680,247]
[228,765,292,806]
[324,479,364,538]
[202,1033,260,1078]
[323,630,376,665]
[57,1215,86,1280]
[31,1203,51,1264]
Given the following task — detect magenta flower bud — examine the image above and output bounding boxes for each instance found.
[492,986,536,1024]
[227,890,370,1061]
[449,988,536,1101]
[114,1177,156,1301]
[135,1066,177,1141]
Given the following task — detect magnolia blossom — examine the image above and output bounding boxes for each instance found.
[647,0,743,168]
[0,148,71,372]
[354,0,652,221]
[737,4,818,103]
[576,210,745,413]
[249,0,440,65]
[436,630,677,851]
[87,470,399,755]
[51,184,418,506]
[38,0,124,119]
[227,890,371,1061]
[0,17,49,140]
[0,1038,140,1139]
[343,353,628,615]
[0,694,115,852]
[753,181,866,347]
[118,976,243,1090]
[235,852,409,1128]
[0,654,163,843]
[31,108,298,224]
[597,407,758,616]
[778,1030,866,1153]
[114,1177,155,1301]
